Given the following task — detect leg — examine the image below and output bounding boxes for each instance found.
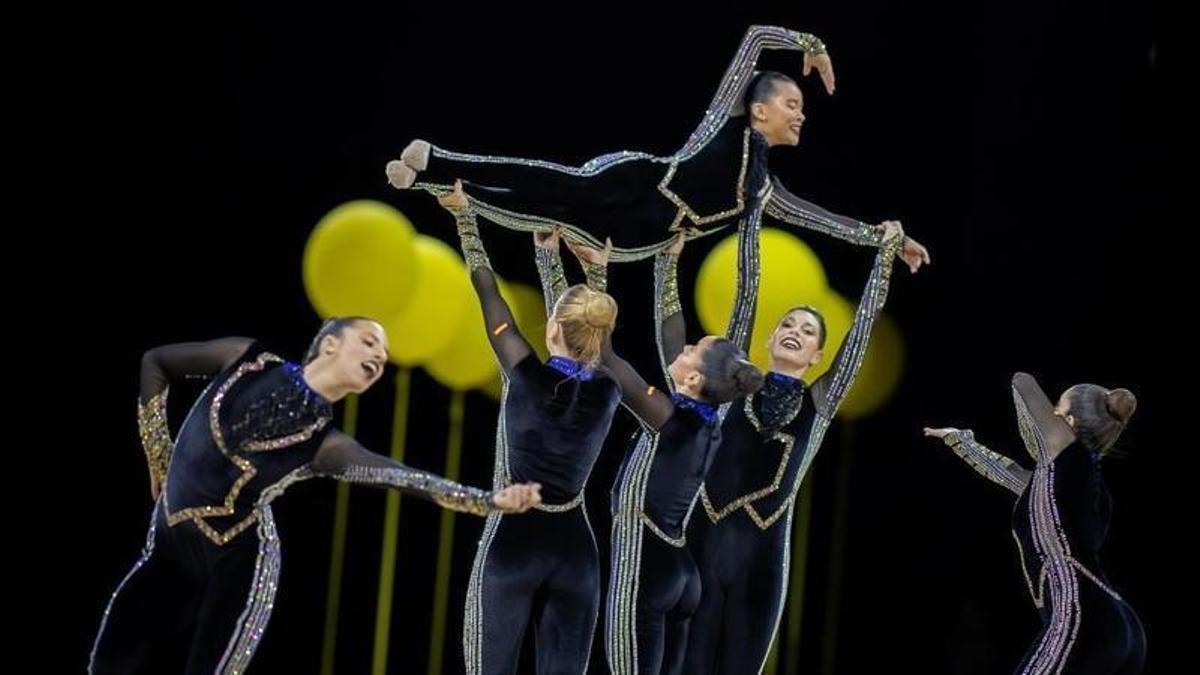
[631,537,691,675]
[415,147,677,253]
[477,516,546,675]
[661,554,702,675]
[680,517,726,675]
[90,512,203,675]
[633,609,667,675]
[717,524,789,675]
[534,561,600,675]
[183,510,280,675]
[534,511,601,675]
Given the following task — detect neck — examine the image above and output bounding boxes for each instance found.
[547,343,575,360]
[303,360,350,402]
[749,119,783,147]
[768,361,809,380]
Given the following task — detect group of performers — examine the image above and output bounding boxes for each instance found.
[90,25,1145,675]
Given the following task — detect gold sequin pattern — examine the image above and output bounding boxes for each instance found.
[763,178,884,248]
[581,259,608,292]
[944,430,1029,495]
[455,209,492,271]
[656,128,750,227]
[700,395,799,527]
[164,352,327,546]
[138,388,173,487]
[535,245,569,315]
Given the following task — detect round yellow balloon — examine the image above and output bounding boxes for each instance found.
[696,228,829,370]
[384,236,472,366]
[303,200,417,320]
[480,374,505,401]
[837,313,905,420]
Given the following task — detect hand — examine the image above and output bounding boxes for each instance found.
[878,220,905,243]
[566,237,613,267]
[436,179,470,214]
[923,427,960,440]
[803,51,836,95]
[492,482,543,513]
[899,235,931,274]
[534,226,562,251]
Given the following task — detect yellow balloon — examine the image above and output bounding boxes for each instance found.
[480,374,504,401]
[303,200,417,320]
[384,236,472,366]
[696,228,829,370]
[838,313,905,420]
[426,279,523,391]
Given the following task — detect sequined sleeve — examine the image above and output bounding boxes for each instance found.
[811,232,903,415]
[724,216,761,354]
[535,244,569,314]
[942,430,1031,495]
[138,388,172,486]
[312,430,496,516]
[678,26,827,159]
[581,257,608,293]
[453,207,492,272]
[653,250,687,387]
[135,337,255,481]
[764,178,885,248]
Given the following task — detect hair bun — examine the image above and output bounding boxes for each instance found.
[582,291,617,329]
[1105,388,1137,425]
[734,360,765,396]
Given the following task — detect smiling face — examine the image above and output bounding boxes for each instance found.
[751,79,806,146]
[766,308,824,373]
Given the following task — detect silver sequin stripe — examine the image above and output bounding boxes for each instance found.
[217,506,283,675]
[756,507,795,675]
[606,432,659,673]
[676,26,809,163]
[217,467,316,674]
[331,464,492,510]
[578,502,600,674]
[653,252,679,391]
[430,146,658,176]
[88,502,161,674]
[464,510,503,674]
[465,377,513,674]
[820,237,900,413]
[948,431,1028,495]
[1014,391,1080,675]
[725,208,763,349]
[763,179,883,248]
[416,183,730,263]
